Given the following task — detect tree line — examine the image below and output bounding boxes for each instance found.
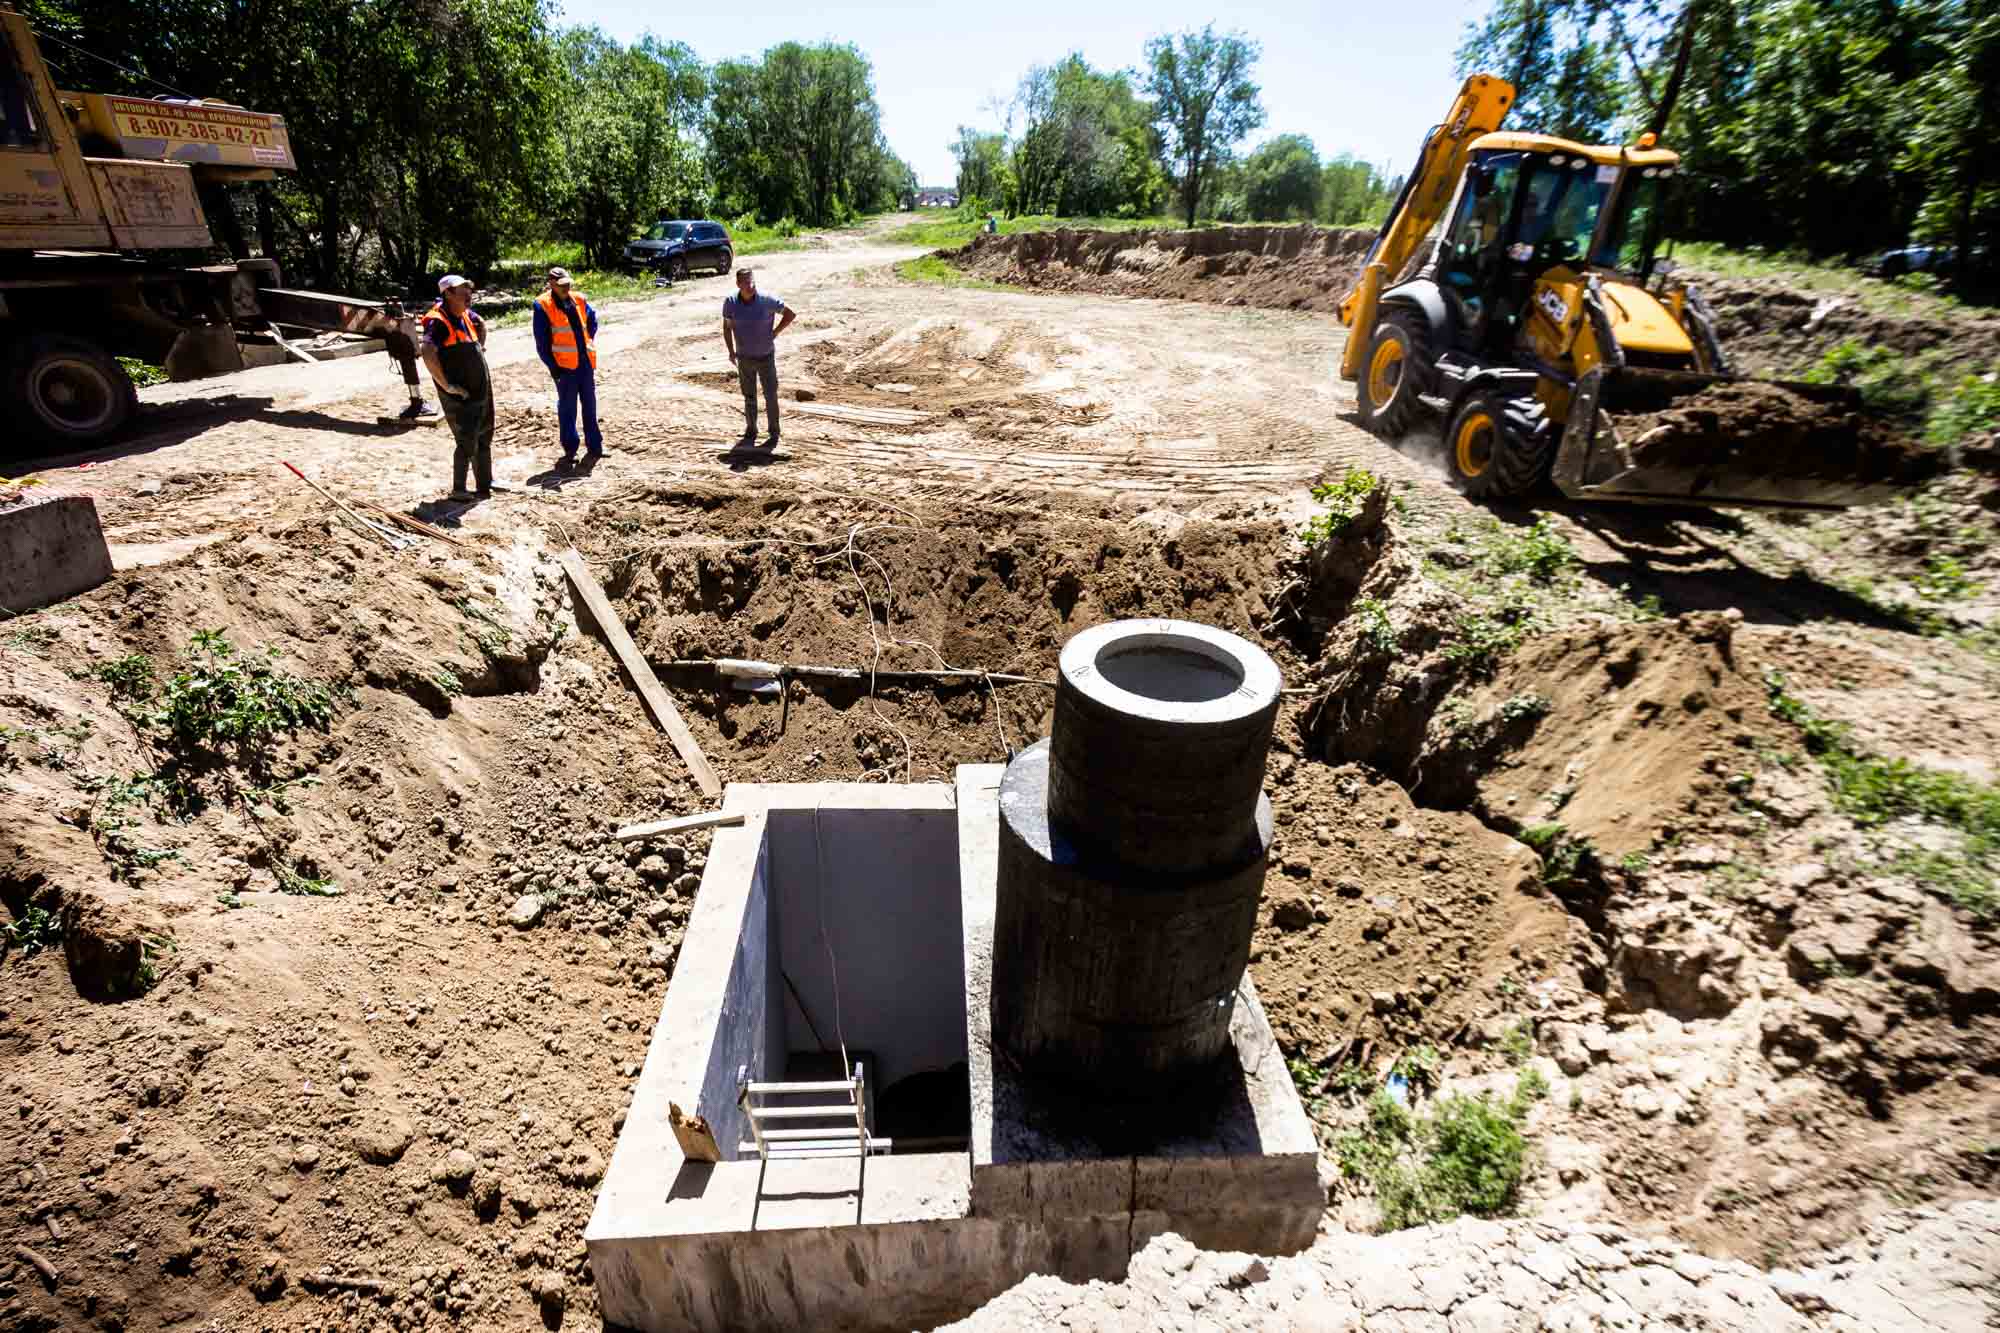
[1457,0,1999,277]
[950,27,1402,231]
[22,0,918,291]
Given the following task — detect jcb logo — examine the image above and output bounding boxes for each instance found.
[1537,288,1569,325]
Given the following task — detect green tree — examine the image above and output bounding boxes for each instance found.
[1901,1,2000,277]
[1006,55,1158,217]
[1455,0,1624,140]
[952,127,1010,207]
[1143,25,1266,227]
[1242,133,1321,220]
[705,42,896,226]
[1321,155,1400,227]
[544,31,705,268]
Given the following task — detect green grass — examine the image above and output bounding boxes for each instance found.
[885,211,1202,250]
[892,255,1015,291]
[1334,1072,1547,1232]
[1766,670,1999,919]
[1674,242,1973,319]
[117,357,168,389]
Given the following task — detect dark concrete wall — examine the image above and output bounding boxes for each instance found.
[767,808,966,1093]
[697,839,776,1160]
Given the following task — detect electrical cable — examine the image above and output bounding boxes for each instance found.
[29,27,199,101]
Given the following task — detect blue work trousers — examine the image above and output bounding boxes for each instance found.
[554,366,603,455]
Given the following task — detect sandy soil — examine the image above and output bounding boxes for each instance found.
[3,215,1997,1332]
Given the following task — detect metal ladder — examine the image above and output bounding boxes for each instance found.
[736,1062,893,1161]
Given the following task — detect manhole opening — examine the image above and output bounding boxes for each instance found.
[1095,640,1243,703]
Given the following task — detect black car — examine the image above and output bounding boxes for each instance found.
[624,220,733,278]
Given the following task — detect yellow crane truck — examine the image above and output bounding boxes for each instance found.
[1338,74,1928,510]
[0,6,432,452]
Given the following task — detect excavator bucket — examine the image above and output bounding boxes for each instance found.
[1550,367,1941,511]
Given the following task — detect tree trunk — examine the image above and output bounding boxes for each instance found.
[1649,0,1703,138]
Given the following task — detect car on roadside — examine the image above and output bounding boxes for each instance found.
[1867,244,1957,278]
[624,220,734,279]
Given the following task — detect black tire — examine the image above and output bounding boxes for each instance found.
[1355,311,1433,439]
[716,246,733,276]
[1444,392,1554,499]
[671,254,690,282]
[9,333,137,453]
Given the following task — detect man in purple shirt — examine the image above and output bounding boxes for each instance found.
[721,267,795,449]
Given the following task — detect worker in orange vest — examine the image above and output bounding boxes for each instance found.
[420,274,492,502]
[533,266,603,468]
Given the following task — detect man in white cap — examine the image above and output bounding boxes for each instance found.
[420,275,493,501]
[532,266,603,468]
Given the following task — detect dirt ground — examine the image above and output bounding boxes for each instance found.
[3,215,1998,1331]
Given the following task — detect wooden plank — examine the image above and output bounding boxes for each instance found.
[559,549,721,798]
[615,808,744,843]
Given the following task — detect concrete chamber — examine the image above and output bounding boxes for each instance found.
[991,619,1280,1095]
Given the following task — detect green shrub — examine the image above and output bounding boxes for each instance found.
[1485,516,1578,584]
[1300,469,1396,547]
[1335,1074,1544,1231]
[1926,371,2000,448]
[1353,597,1397,654]
[153,630,337,764]
[1803,340,1937,420]
[91,653,156,702]
[2,905,64,958]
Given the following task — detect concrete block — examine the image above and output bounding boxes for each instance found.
[1,497,113,613]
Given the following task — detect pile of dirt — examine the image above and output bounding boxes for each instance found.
[946,224,1374,312]
[1692,271,2000,384]
[1249,760,1574,1063]
[1621,380,1940,486]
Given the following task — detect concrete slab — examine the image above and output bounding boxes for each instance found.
[585,774,1324,1333]
[1,497,113,612]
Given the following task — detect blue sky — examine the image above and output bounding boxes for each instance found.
[561,0,1487,187]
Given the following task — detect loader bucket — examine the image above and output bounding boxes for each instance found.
[1550,367,1940,511]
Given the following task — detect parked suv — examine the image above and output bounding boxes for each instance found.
[624,219,733,278]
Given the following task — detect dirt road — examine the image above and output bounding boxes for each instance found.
[17,215,1455,574]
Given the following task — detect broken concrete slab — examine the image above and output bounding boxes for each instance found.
[1,497,113,613]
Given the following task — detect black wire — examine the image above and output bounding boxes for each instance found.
[29,26,197,101]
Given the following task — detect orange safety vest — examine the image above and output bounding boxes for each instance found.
[425,303,480,348]
[537,291,597,371]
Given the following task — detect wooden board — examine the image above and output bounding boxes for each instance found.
[559,549,721,798]
[615,809,745,843]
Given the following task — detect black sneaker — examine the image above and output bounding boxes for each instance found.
[554,454,577,471]
[761,436,780,450]
[736,433,756,450]
[400,401,441,421]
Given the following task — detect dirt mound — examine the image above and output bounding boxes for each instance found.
[947,224,1374,312]
[1251,761,1573,1063]
[1694,271,2000,383]
[1622,380,1939,485]
[1414,611,1791,857]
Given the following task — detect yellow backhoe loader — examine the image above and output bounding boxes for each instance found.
[1337,74,1931,510]
[0,6,433,451]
